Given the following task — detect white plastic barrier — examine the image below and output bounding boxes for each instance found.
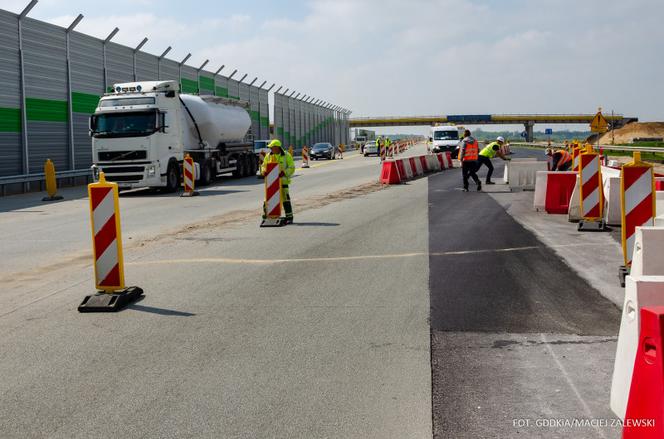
[533,171,549,211]
[611,275,664,419]
[603,176,621,226]
[630,226,664,277]
[657,190,664,217]
[427,154,440,172]
[505,160,549,190]
[568,176,581,222]
[503,158,538,184]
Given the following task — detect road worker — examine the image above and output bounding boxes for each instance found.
[545,148,573,171]
[476,136,510,185]
[458,129,481,192]
[261,139,295,224]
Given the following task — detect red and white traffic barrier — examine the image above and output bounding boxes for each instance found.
[578,149,603,229]
[302,146,310,168]
[621,156,656,267]
[182,154,198,197]
[401,158,413,180]
[265,162,281,218]
[78,172,143,312]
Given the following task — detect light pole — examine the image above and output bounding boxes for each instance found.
[157,46,172,81]
[18,0,38,178]
[65,13,83,170]
[132,37,148,81]
[178,53,191,91]
[102,27,119,91]
[197,59,209,94]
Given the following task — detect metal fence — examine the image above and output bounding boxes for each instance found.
[0,4,351,189]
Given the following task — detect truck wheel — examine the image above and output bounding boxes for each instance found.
[199,160,213,186]
[165,162,179,193]
[250,155,258,175]
[233,156,244,178]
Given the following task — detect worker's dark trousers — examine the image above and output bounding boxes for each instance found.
[558,161,572,172]
[263,186,293,219]
[476,156,494,183]
[462,161,481,190]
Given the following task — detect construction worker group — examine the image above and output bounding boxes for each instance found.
[457,130,510,191]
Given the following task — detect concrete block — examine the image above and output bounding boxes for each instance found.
[631,226,664,277]
[611,275,664,419]
[507,161,549,190]
[603,176,621,226]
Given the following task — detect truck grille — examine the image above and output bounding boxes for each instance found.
[98,150,147,161]
[98,166,145,173]
[104,175,144,183]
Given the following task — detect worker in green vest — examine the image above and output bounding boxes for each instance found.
[476,136,510,185]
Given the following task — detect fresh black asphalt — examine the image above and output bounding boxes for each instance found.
[428,150,621,438]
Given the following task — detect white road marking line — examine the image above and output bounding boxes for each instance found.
[540,333,608,439]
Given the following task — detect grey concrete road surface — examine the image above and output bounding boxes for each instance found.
[0,145,432,438]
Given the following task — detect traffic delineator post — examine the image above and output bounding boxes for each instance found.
[380,143,386,162]
[181,154,199,197]
[78,172,143,312]
[257,151,266,178]
[338,144,344,159]
[42,159,64,201]
[572,145,581,172]
[620,152,656,284]
[623,306,664,438]
[578,145,606,231]
[289,145,294,157]
[301,146,310,168]
[260,157,284,227]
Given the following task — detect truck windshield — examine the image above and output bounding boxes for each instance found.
[91,111,157,138]
[434,131,459,141]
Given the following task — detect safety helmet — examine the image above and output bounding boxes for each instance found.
[268,139,282,148]
[497,136,505,143]
[545,148,553,155]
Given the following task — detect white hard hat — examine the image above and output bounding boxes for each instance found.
[497,136,505,143]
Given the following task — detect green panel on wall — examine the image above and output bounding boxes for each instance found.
[0,107,21,132]
[199,76,215,91]
[180,78,199,94]
[26,98,68,122]
[215,86,229,97]
[72,92,100,114]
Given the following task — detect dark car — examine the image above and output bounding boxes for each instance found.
[310,142,337,160]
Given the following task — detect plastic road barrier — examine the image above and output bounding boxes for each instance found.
[621,153,656,268]
[545,172,577,214]
[611,276,664,420]
[401,158,413,180]
[42,159,63,201]
[623,306,664,438]
[78,172,143,312]
[260,159,284,227]
[380,160,401,184]
[302,146,310,168]
[181,154,198,197]
[578,147,605,230]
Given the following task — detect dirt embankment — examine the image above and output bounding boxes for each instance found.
[595,122,664,144]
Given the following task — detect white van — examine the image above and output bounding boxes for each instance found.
[430,126,462,153]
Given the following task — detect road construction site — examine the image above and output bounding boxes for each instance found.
[1,143,636,438]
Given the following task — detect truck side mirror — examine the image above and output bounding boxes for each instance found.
[165,91,175,98]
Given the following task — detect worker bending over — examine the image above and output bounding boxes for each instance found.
[261,139,295,224]
[477,136,510,185]
[545,148,573,171]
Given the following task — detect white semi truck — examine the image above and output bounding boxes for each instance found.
[90,80,258,191]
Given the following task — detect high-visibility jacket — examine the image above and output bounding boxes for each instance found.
[460,138,479,161]
[479,142,500,159]
[261,150,295,185]
[555,149,572,166]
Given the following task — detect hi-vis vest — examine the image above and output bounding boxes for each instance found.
[479,142,500,159]
[555,149,572,166]
[461,138,479,161]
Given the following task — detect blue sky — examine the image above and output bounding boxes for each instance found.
[4,0,664,133]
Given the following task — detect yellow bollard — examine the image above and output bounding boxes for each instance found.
[42,159,64,201]
[289,146,294,156]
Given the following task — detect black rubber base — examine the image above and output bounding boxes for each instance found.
[260,217,285,227]
[578,220,606,232]
[619,265,630,288]
[78,287,143,313]
[42,195,64,201]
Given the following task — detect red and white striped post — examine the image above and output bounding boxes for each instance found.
[572,145,582,172]
[79,172,142,312]
[578,145,606,231]
[302,146,310,168]
[621,152,656,269]
[380,142,386,162]
[260,157,284,227]
[181,154,198,197]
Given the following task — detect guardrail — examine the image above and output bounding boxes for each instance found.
[510,142,664,154]
[0,169,92,196]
